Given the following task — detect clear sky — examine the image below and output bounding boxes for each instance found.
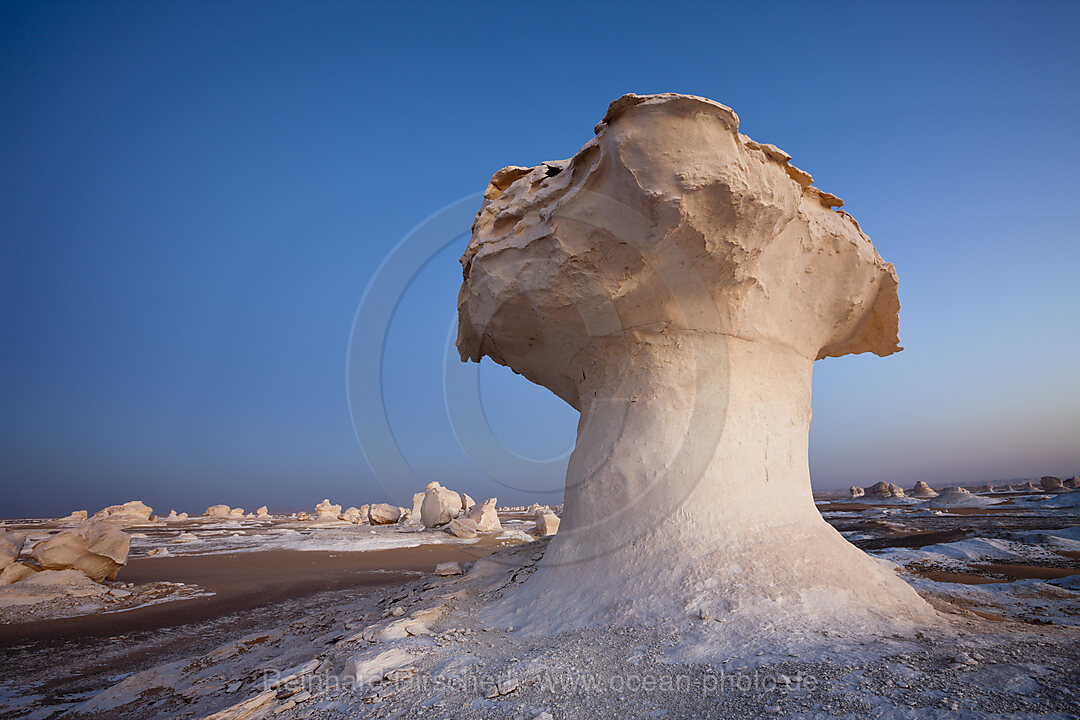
[2,1,1077,518]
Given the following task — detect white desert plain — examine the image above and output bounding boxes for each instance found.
[2,93,1079,720]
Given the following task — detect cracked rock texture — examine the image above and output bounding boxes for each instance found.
[456,93,936,638]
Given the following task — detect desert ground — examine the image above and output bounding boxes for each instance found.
[2,481,1079,720]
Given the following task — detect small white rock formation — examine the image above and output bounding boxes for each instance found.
[420,482,463,528]
[408,492,425,524]
[1,531,26,571]
[164,510,184,521]
[59,510,88,522]
[848,486,865,498]
[1015,481,1042,492]
[434,561,463,576]
[228,507,246,518]
[90,501,153,527]
[29,524,131,582]
[341,506,364,523]
[0,568,110,601]
[446,516,479,538]
[315,499,342,521]
[256,506,270,518]
[205,504,231,519]
[930,486,995,508]
[1041,476,1066,492]
[459,493,476,513]
[1065,476,1080,489]
[867,482,905,499]
[0,561,37,586]
[296,511,310,521]
[909,481,939,498]
[456,93,936,634]
[534,510,561,537]
[368,503,402,525]
[467,498,503,534]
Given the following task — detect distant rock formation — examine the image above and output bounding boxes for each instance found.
[340,506,364,523]
[256,506,270,518]
[849,486,865,498]
[90,501,153,527]
[1041,476,1066,492]
[909,481,939,498]
[205,505,231,519]
[930,486,995,508]
[1065,476,1080,489]
[867,482,905,499]
[456,92,935,633]
[59,510,88,522]
[164,510,189,521]
[1014,481,1042,492]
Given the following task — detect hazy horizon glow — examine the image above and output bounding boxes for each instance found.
[2,2,1078,518]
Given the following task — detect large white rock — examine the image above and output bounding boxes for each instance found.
[467,498,503,534]
[368,503,402,525]
[256,506,269,518]
[205,504,231,519]
[29,524,130,583]
[420,482,462,528]
[59,510,88,522]
[455,92,936,635]
[407,492,425,524]
[90,500,153,527]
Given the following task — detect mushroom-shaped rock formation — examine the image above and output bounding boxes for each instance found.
[910,481,939,498]
[456,93,936,637]
[867,481,905,499]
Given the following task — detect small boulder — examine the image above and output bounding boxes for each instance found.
[848,486,865,498]
[909,481,939,498]
[467,498,503,534]
[205,504,232,519]
[368,503,402,525]
[228,507,246,518]
[1065,476,1080,489]
[0,562,37,586]
[535,510,561,537]
[446,517,479,538]
[340,506,364,523]
[256,506,270,518]
[434,561,463,576]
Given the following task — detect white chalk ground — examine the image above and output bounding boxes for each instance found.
[2,491,1079,719]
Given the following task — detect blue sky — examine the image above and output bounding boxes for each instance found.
[1,1,1077,518]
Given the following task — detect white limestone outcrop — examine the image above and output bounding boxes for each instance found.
[205,505,231,519]
[467,498,503,534]
[315,499,342,521]
[0,530,26,571]
[29,523,131,582]
[910,481,939,498]
[90,501,153,527]
[368,503,402,525]
[849,486,865,498]
[455,92,936,635]
[420,482,463,528]
[867,482,905,499]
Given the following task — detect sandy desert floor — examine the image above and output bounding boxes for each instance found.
[2,490,1079,719]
